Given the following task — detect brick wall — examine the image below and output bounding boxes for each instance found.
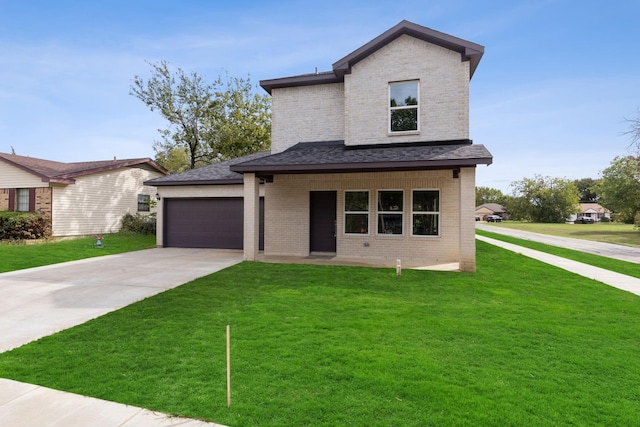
[0,189,8,210]
[264,168,476,270]
[345,35,469,146]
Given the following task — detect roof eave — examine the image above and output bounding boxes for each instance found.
[145,178,244,187]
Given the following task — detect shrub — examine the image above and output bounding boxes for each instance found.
[120,213,156,235]
[0,211,51,240]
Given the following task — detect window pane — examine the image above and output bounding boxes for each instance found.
[345,191,368,211]
[345,214,368,234]
[390,109,418,132]
[413,191,439,212]
[17,188,29,212]
[378,214,403,234]
[413,214,439,236]
[378,191,403,212]
[137,194,150,212]
[390,82,418,107]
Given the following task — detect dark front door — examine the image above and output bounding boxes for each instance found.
[310,191,337,253]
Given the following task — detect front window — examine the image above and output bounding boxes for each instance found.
[137,194,151,212]
[16,188,29,212]
[412,190,439,236]
[344,191,369,234]
[377,190,403,235]
[389,81,419,132]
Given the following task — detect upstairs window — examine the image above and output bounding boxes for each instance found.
[344,191,369,234]
[412,190,439,236]
[138,194,151,212]
[377,190,403,235]
[389,81,419,133]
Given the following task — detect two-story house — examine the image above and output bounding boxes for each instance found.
[148,20,492,271]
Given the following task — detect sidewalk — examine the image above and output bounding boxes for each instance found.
[476,234,640,297]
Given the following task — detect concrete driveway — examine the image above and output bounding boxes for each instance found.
[0,248,243,353]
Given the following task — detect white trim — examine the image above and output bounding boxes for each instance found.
[343,190,370,236]
[376,189,404,236]
[388,80,420,134]
[411,188,440,237]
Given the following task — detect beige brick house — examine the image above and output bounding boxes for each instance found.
[148,20,492,271]
[0,153,167,236]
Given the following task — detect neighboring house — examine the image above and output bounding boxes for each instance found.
[0,152,167,236]
[569,203,611,222]
[147,20,492,271]
[475,203,508,220]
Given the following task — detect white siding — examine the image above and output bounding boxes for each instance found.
[51,167,164,236]
[0,162,49,188]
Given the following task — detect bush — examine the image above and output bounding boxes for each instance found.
[0,211,51,240]
[120,213,156,235]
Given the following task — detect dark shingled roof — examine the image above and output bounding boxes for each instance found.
[0,152,167,184]
[145,151,272,186]
[230,140,492,176]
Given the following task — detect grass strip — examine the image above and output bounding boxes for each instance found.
[476,229,640,279]
[0,232,156,273]
[1,241,640,426]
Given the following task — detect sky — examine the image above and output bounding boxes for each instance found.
[0,0,638,193]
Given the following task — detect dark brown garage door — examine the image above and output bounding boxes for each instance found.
[164,198,263,249]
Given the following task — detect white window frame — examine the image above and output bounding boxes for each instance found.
[137,194,151,212]
[412,189,440,237]
[377,190,404,236]
[16,188,30,212]
[344,190,370,235]
[389,80,420,134]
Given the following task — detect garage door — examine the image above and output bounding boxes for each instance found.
[164,198,263,249]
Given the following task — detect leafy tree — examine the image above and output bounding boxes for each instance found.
[476,186,506,206]
[130,61,271,172]
[573,177,599,202]
[594,156,640,223]
[509,175,580,223]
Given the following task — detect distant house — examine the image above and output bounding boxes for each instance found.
[475,203,508,220]
[569,203,611,222]
[147,20,493,272]
[0,152,167,236]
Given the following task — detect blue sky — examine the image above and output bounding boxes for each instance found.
[0,0,638,192]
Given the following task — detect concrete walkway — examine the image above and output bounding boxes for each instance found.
[476,233,640,297]
[0,248,241,427]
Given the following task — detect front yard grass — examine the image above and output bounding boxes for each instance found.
[0,232,156,273]
[476,229,640,279]
[1,241,639,426]
[485,221,640,247]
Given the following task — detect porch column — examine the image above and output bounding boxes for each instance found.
[243,173,260,261]
[459,167,476,272]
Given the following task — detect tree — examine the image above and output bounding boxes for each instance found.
[130,61,271,172]
[509,175,580,223]
[476,186,506,206]
[573,177,599,202]
[594,156,640,223]
[624,108,640,153]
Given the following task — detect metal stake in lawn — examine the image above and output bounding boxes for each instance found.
[396,258,402,276]
[226,324,231,408]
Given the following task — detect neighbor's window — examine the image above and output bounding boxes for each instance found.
[389,81,419,132]
[344,191,369,234]
[377,190,403,235]
[412,190,439,236]
[16,188,30,212]
[137,194,151,212]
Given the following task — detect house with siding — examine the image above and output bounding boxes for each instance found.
[147,20,492,271]
[0,152,167,237]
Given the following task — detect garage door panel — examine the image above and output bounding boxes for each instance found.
[165,198,243,249]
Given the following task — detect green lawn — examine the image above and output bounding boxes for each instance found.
[476,229,640,279]
[485,221,640,247]
[0,232,156,273]
[1,241,639,426]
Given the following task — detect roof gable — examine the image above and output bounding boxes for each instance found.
[0,153,167,184]
[260,20,484,94]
